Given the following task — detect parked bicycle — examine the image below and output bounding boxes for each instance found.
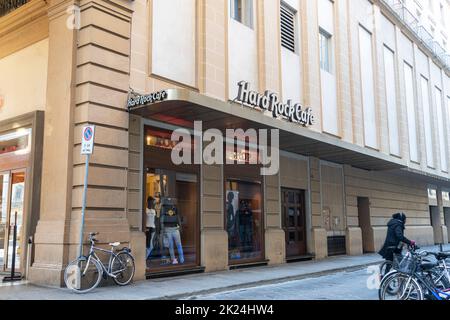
[64,232,135,293]
[379,244,450,300]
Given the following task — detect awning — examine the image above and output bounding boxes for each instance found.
[129,89,407,171]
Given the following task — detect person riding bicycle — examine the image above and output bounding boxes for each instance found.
[379,212,416,272]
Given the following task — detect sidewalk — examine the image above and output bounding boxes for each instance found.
[0,244,448,300]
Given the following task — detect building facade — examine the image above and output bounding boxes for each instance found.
[0,0,449,286]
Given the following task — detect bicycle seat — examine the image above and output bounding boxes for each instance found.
[109,242,120,247]
[420,260,438,271]
[437,252,450,260]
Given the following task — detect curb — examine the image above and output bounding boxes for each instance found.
[154,260,384,300]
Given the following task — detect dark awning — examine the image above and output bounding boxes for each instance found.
[129,89,407,171]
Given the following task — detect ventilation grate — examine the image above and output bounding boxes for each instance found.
[280,2,296,53]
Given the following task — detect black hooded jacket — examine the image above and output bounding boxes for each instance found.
[378,213,412,260]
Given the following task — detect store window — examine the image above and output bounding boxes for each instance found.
[143,126,200,274]
[226,180,263,262]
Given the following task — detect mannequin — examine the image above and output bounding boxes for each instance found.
[238,200,253,252]
[160,197,185,265]
[145,196,156,260]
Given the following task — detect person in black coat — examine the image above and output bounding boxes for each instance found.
[378,212,416,262]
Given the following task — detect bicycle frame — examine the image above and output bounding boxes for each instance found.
[399,271,450,300]
[436,259,450,286]
[81,243,126,278]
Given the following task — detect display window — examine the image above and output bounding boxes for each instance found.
[143,125,200,274]
[225,180,263,263]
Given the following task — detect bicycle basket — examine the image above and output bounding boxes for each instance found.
[395,254,417,274]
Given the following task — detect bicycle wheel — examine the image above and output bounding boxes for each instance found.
[379,261,393,280]
[380,273,423,300]
[378,271,400,300]
[428,270,450,290]
[111,251,135,286]
[64,256,103,294]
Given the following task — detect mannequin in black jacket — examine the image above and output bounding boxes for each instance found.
[378,212,416,262]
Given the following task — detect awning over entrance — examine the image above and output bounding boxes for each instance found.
[129,89,407,171]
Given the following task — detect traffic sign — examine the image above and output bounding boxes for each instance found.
[81,125,95,155]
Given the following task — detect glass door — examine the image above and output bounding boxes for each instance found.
[144,169,199,272]
[0,172,10,271]
[5,171,25,270]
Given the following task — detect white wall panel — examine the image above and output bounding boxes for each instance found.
[0,39,48,122]
[319,0,339,136]
[435,87,448,171]
[281,0,301,103]
[420,76,434,167]
[152,0,196,87]
[359,26,378,149]
[228,0,258,100]
[383,46,400,156]
[404,62,419,163]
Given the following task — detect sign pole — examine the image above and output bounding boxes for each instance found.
[78,125,95,258]
[78,153,90,258]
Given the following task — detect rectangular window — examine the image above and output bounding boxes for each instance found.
[420,76,434,168]
[435,87,448,172]
[280,2,296,53]
[319,30,332,73]
[359,26,378,149]
[231,0,253,29]
[403,62,419,163]
[383,46,400,156]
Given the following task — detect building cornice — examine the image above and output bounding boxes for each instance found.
[0,0,49,59]
[0,0,48,38]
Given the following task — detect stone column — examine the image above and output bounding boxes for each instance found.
[309,157,327,259]
[264,173,285,265]
[437,188,448,244]
[30,0,135,286]
[201,163,228,272]
[29,0,79,285]
[300,0,321,134]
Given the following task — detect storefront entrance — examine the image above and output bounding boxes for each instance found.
[143,126,200,276]
[281,188,306,257]
[0,171,26,272]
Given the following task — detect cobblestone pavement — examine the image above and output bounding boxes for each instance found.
[186,267,379,300]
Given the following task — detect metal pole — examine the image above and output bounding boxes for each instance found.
[10,212,17,279]
[3,211,21,282]
[78,153,90,258]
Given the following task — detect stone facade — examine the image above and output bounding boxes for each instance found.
[0,0,449,287]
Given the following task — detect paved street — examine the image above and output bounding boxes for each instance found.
[0,244,447,300]
[185,267,379,300]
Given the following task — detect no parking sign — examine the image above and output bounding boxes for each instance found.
[81,125,95,155]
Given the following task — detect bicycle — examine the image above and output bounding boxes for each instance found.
[64,232,135,293]
[379,246,450,300]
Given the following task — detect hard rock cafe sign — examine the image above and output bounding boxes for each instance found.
[235,81,315,127]
[127,90,168,110]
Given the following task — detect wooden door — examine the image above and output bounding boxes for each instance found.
[282,188,306,257]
